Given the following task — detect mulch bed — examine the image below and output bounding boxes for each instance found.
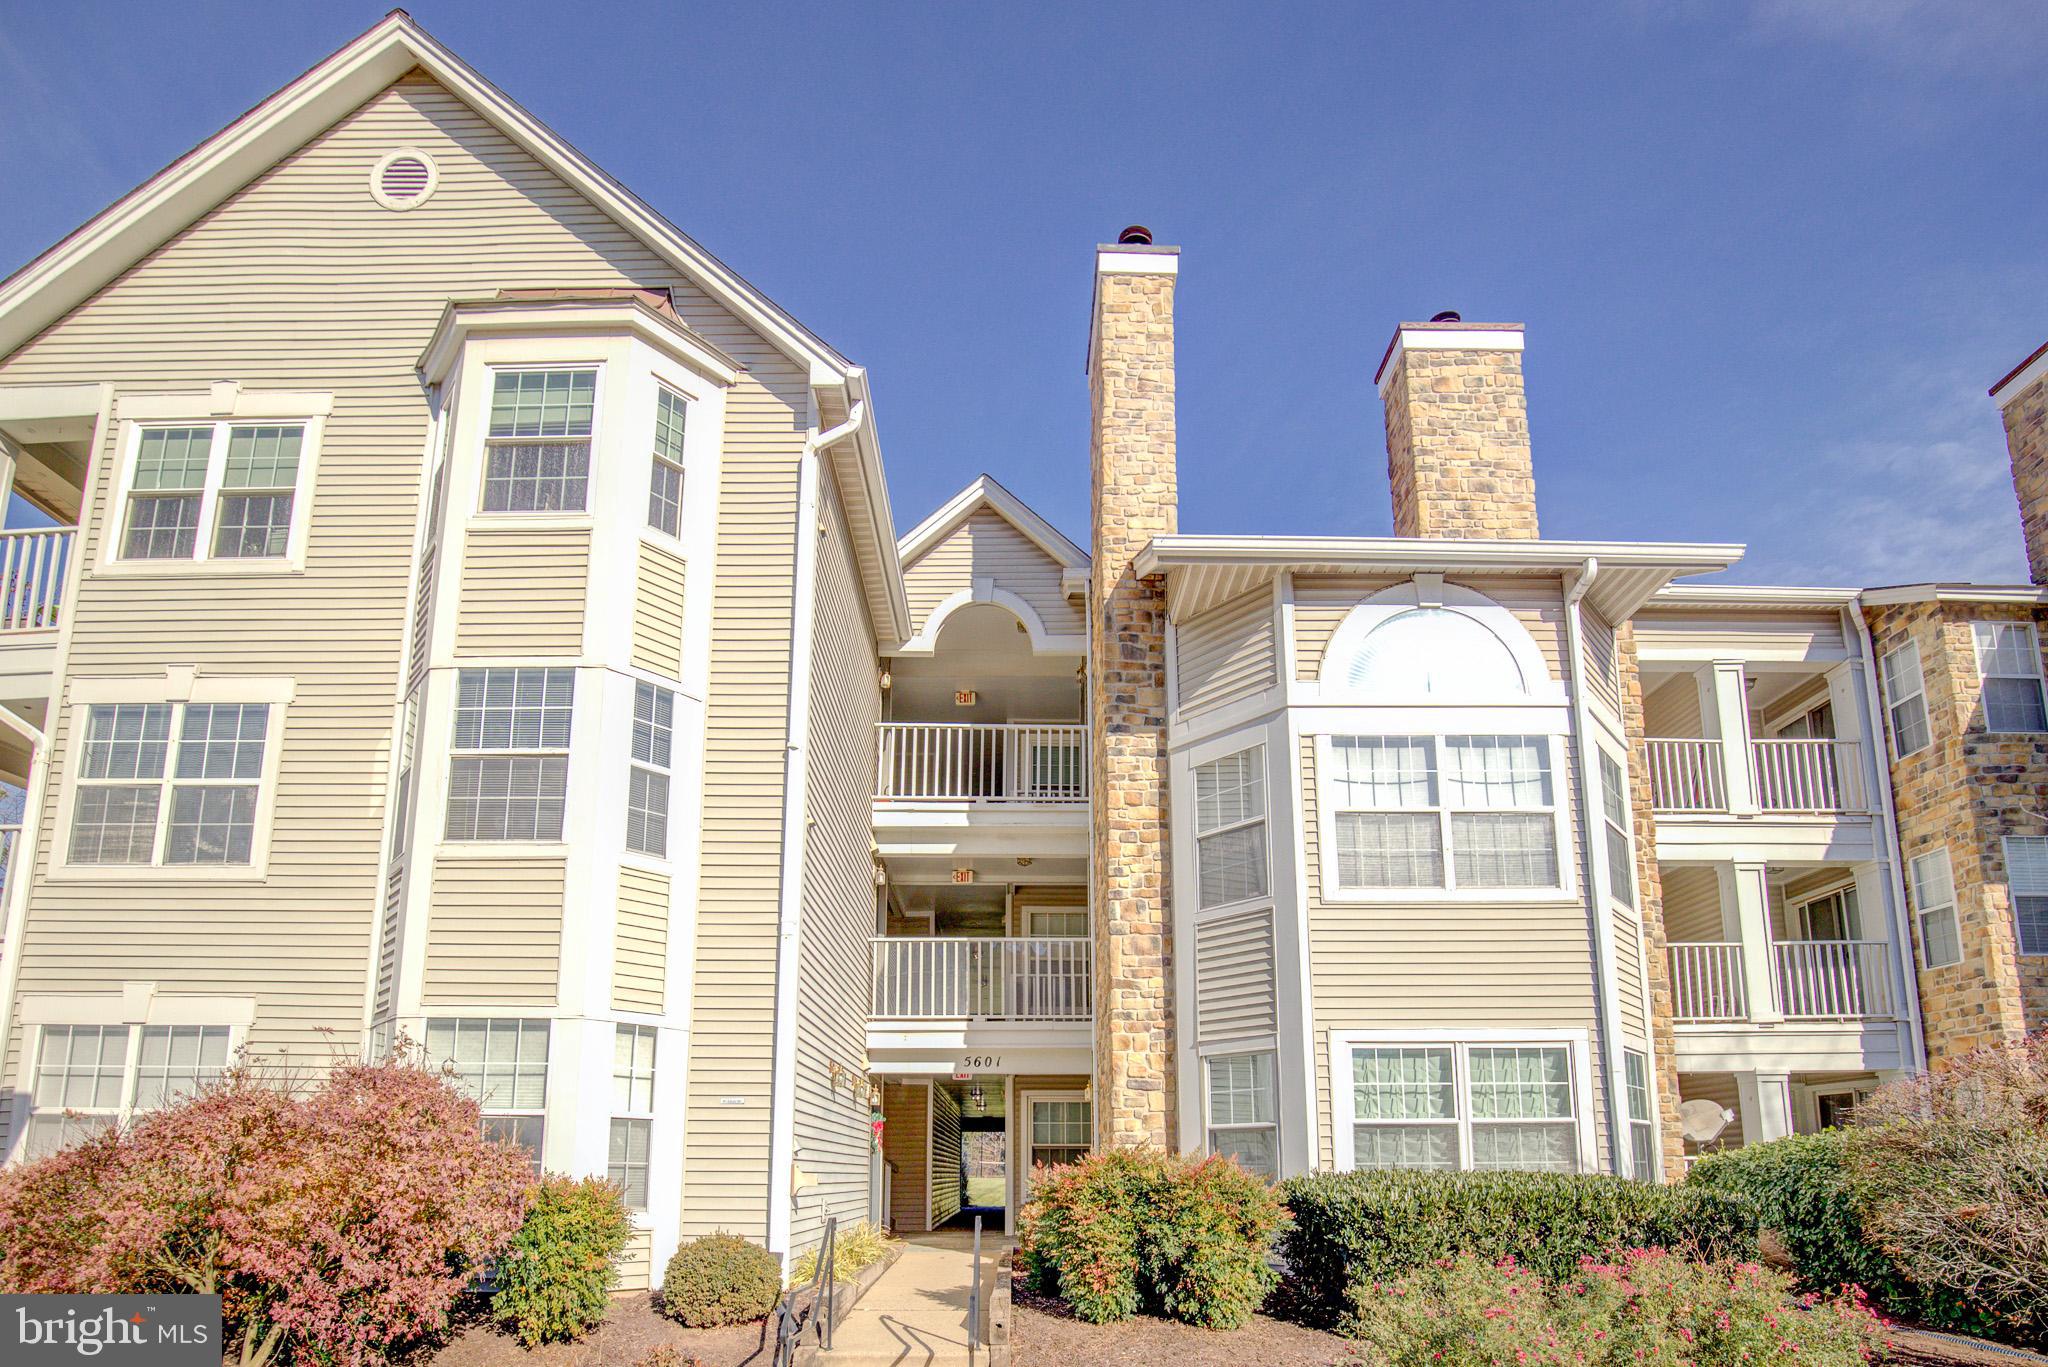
[419,1293,776,1367]
[1011,1277,1356,1367]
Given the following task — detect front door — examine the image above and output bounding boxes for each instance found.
[1018,1091,1091,1206]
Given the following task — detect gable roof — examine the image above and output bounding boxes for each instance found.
[0,10,912,646]
[898,473,1089,571]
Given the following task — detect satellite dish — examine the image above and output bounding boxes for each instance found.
[1679,1099,1735,1143]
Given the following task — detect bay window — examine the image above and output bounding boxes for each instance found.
[482,368,595,513]
[1908,848,1962,969]
[1598,750,1635,908]
[1973,622,2048,733]
[445,668,574,842]
[1327,735,1561,893]
[1881,640,1930,759]
[2003,836,2048,956]
[627,682,673,857]
[1623,1049,1657,1180]
[1339,1036,1585,1173]
[1194,746,1268,909]
[647,385,686,536]
[1204,1052,1278,1178]
[610,1025,658,1212]
[427,1017,549,1169]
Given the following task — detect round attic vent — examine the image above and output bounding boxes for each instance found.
[370,148,438,210]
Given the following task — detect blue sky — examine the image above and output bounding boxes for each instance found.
[2,1,2042,584]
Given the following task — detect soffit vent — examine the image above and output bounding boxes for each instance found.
[371,148,438,210]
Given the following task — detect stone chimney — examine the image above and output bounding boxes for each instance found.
[1992,340,2048,584]
[1087,228,1177,1149]
[1375,319,1537,539]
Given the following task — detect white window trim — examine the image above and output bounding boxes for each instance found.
[442,665,576,848]
[1596,743,1635,911]
[609,1023,658,1214]
[1881,639,1930,761]
[1971,620,2048,734]
[48,673,293,882]
[472,363,605,524]
[1017,1088,1090,1207]
[1621,1046,1660,1182]
[1329,1028,1597,1175]
[1202,1048,1280,1176]
[2000,835,2048,958]
[423,1015,552,1166]
[1907,847,1963,970]
[644,382,690,546]
[99,393,328,575]
[625,681,674,861]
[1192,741,1272,914]
[1790,881,1860,940]
[1314,732,1577,904]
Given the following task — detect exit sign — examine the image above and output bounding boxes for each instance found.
[954,690,977,706]
[951,868,975,884]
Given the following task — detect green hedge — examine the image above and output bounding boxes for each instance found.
[1277,1170,1759,1326]
[493,1175,633,1347]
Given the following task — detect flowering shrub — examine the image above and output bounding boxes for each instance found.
[0,1055,535,1367]
[493,1175,633,1346]
[1277,1169,1758,1327]
[1347,1248,1887,1367]
[1017,1146,1284,1329]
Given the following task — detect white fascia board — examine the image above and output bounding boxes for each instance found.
[836,368,913,647]
[897,473,1089,570]
[1649,584,1863,609]
[417,298,740,387]
[1858,582,2048,607]
[1135,534,1743,579]
[0,13,855,388]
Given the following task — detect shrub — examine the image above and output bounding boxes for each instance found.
[1277,1169,1758,1326]
[1017,1146,1284,1329]
[788,1221,897,1286]
[1347,1247,1886,1367]
[0,1055,535,1367]
[660,1233,783,1327]
[1850,1035,2048,1346]
[493,1175,633,1347]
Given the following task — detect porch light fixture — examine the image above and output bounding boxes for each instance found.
[969,1083,986,1111]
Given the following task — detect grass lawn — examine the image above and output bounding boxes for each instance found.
[965,1175,1004,1207]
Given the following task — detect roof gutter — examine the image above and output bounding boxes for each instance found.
[765,398,866,1261]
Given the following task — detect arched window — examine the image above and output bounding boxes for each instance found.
[1341,606,1527,698]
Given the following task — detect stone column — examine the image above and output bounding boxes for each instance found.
[1376,321,1537,540]
[1088,237,1179,1149]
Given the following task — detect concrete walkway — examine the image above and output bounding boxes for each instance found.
[821,1229,1007,1366]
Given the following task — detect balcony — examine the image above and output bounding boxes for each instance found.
[1671,940,1895,1022]
[869,935,1092,1021]
[0,527,72,724]
[1646,738,1864,814]
[871,723,1090,861]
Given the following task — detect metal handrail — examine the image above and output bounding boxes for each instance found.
[969,1214,983,1362]
[773,1216,837,1367]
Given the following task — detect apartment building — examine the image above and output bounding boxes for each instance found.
[0,11,2044,1287]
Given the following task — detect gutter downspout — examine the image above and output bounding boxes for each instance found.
[1849,597,1930,1075]
[1563,558,1632,1176]
[765,398,865,1263]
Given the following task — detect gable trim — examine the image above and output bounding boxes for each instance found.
[898,474,1088,572]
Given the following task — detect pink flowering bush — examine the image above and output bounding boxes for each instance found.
[1347,1248,1887,1367]
[0,1054,536,1367]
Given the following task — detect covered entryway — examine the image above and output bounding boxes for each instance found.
[877,1074,1091,1237]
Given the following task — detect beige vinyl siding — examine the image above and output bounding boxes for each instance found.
[1582,607,1621,716]
[1010,1072,1092,1212]
[1614,901,1648,1040]
[1195,907,1278,1047]
[1660,865,1726,943]
[632,540,688,678]
[902,508,1081,640]
[422,857,564,1006]
[881,1080,931,1231]
[613,864,669,1014]
[1643,674,1704,737]
[1176,587,1277,717]
[617,1229,654,1290]
[0,72,812,1113]
[1292,574,1401,680]
[454,526,589,657]
[790,463,884,1255]
[1011,882,1086,936]
[928,1083,964,1227]
[1632,609,1848,663]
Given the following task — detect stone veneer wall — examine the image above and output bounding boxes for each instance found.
[1088,260,1178,1147]
[2001,374,2048,587]
[1618,621,1688,1177]
[1865,600,2043,1061]
[1382,342,1539,541]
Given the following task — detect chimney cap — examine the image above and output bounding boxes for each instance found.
[1990,336,2048,406]
[1430,310,1462,323]
[1373,320,1525,387]
[1117,225,1153,245]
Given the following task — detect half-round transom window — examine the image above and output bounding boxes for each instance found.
[1344,606,1526,697]
[370,149,438,210]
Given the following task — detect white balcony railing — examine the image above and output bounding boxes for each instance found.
[874,723,1088,804]
[1669,942,1747,1021]
[1645,737,1863,814]
[1776,939,1893,1019]
[869,936,1092,1021]
[0,528,71,632]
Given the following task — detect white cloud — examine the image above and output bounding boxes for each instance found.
[1744,0,2046,74]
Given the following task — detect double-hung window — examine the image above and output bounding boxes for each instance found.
[483,369,595,513]
[1598,750,1635,908]
[70,701,271,866]
[24,1023,232,1159]
[1344,1038,1582,1173]
[446,668,573,842]
[1973,622,2048,733]
[627,683,674,857]
[1623,1049,1657,1180]
[647,386,686,536]
[2003,836,2048,956]
[1908,848,1962,969]
[120,422,310,564]
[1194,746,1268,909]
[427,1017,549,1168]
[1204,1052,1278,1178]
[610,1025,658,1212]
[1328,736,1559,892]
[1881,640,1931,758]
